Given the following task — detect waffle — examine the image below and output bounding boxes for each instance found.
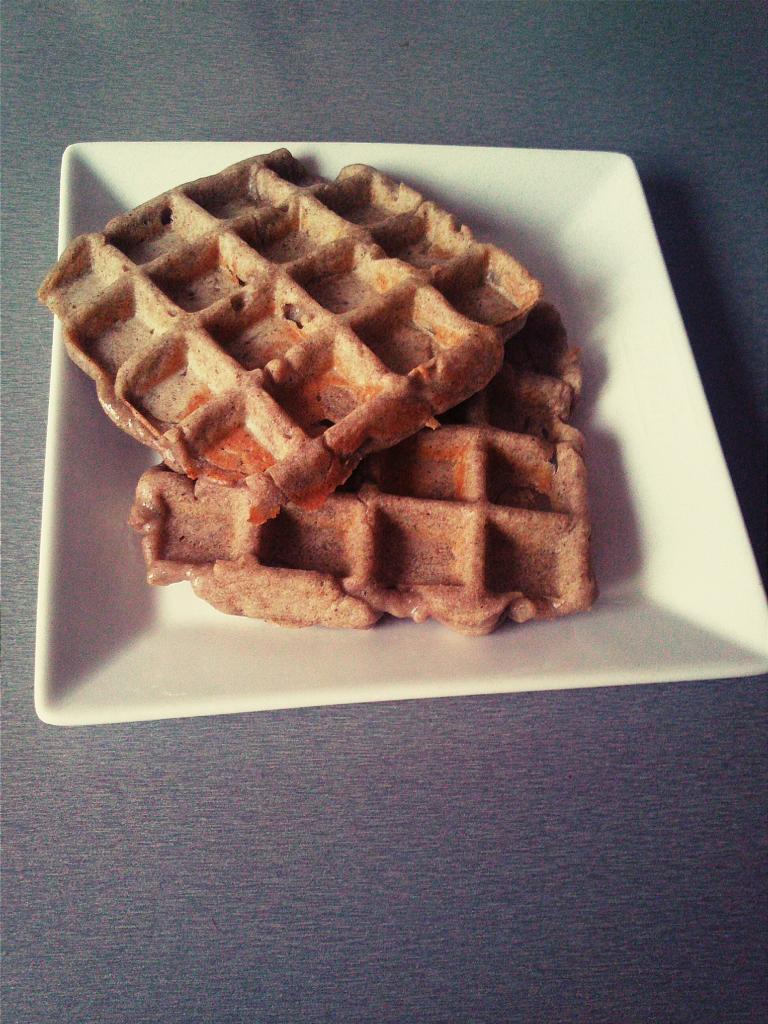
[39,149,542,522]
[129,304,596,634]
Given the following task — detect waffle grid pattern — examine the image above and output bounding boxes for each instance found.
[130,306,595,634]
[39,150,542,521]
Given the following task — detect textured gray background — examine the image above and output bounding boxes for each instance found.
[2,2,767,1022]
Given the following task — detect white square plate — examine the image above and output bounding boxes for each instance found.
[35,142,768,725]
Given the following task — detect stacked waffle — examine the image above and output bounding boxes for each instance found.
[39,150,595,634]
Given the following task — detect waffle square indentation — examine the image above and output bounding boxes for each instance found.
[317,172,421,226]
[260,151,320,187]
[372,207,467,270]
[374,504,469,587]
[485,443,554,511]
[122,338,212,429]
[372,435,477,503]
[49,238,126,312]
[106,196,211,266]
[266,351,384,436]
[75,285,157,377]
[162,485,251,564]
[352,298,443,376]
[258,504,356,576]
[295,247,406,316]
[185,168,265,219]
[437,250,527,327]
[485,517,562,596]
[149,239,250,313]
[204,291,318,371]
[237,200,349,265]
[302,267,378,314]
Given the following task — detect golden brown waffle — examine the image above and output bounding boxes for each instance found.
[39,149,542,522]
[129,304,596,634]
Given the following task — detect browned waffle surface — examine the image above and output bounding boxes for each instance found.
[129,305,596,634]
[39,149,542,522]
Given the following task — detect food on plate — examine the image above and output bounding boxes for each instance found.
[40,149,594,633]
[129,303,596,633]
[38,149,541,525]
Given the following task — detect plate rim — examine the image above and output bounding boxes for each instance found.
[34,140,768,726]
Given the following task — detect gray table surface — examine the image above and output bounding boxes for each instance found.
[2,2,766,1021]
